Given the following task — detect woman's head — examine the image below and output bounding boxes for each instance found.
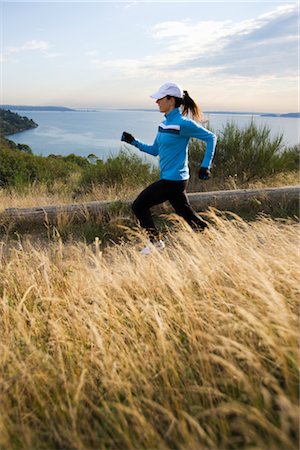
[150,82,183,101]
[150,82,202,121]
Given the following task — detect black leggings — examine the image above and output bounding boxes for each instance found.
[132,179,207,240]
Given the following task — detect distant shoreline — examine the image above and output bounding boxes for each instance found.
[0,105,75,112]
[1,105,299,118]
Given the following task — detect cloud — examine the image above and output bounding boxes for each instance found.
[43,52,64,59]
[87,50,99,56]
[6,40,50,53]
[151,19,230,57]
[4,39,64,61]
[177,4,298,78]
[123,1,138,9]
[90,4,298,82]
[91,58,144,77]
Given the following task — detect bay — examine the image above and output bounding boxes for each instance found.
[7,109,300,162]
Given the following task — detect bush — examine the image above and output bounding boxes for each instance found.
[79,149,159,191]
[189,120,299,183]
[0,138,159,194]
[0,147,81,188]
[17,143,33,154]
[1,120,298,193]
[277,144,300,171]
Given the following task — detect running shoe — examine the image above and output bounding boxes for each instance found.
[140,240,165,256]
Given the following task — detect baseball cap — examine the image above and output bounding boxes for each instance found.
[150,82,183,99]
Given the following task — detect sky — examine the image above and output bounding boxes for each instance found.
[1,0,299,112]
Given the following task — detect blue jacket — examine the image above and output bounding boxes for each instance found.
[132,108,217,181]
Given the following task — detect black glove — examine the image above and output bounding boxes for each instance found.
[121,131,135,144]
[198,167,211,180]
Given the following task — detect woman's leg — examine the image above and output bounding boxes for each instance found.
[168,180,208,230]
[132,180,170,240]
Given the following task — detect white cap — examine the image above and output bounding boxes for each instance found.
[150,82,183,99]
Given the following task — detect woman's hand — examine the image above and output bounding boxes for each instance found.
[121,132,135,144]
[198,167,211,180]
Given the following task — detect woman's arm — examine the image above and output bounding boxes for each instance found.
[181,119,217,169]
[132,136,159,157]
[121,131,159,156]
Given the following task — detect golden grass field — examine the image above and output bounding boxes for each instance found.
[0,207,299,450]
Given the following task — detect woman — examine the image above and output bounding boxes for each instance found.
[121,82,217,255]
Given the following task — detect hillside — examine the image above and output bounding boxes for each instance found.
[205,111,300,118]
[260,112,300,118]
[0,105,75,112]
[0,212,298,450]
[0,109,38,135]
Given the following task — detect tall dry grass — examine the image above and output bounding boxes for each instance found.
[1,170,299,212]
[0,182,140,212]
[0,211,299,450]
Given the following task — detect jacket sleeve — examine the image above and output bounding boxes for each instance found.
[131,136,159,157]
[181,119,217,169]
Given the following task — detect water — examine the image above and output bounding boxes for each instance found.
[7,109,300,162]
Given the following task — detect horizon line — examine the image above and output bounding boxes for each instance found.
[1,104,299,116]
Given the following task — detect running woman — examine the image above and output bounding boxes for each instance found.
[121,82,217,255]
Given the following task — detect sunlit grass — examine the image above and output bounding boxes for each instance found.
[0,181,141,212]
[1,170,299,213]
[0,211,299,449]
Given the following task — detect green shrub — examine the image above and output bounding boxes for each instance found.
[0,147,81,188]
[277,144,300,171]
[189,120,299,183]
[1,120,298,193]
[79,149,159,191]
[17,143,33,154]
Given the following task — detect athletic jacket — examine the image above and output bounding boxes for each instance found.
[131,108,217,181]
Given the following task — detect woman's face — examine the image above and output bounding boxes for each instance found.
[156,96,175,114]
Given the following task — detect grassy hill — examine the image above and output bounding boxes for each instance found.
[0,105,75,112]
[0,109,299,450]
[0,109,38,135]
[0,212,298,449]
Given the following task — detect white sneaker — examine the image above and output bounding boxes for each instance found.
[140,240,165,256]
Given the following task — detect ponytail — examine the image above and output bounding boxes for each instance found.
[182,90,202,122]
[173,90,202,122]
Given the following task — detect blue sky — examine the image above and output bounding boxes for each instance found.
[1,1,299,112]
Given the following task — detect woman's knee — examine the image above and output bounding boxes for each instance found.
[132,199,138,215]
[132,198,144,217]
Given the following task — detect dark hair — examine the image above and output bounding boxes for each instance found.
[168,90,202,122]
